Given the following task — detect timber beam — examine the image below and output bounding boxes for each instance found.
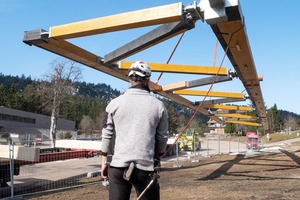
[162,75,233,91]
[195,97,246,106]
[119,61,228,75]
[49,3,184,39]
[200,0,268,129]
[215,113,255,120]
[174,89,244,99]
[202,104,252,111]
[226,120,260,127]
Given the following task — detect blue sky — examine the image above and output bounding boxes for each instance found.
[1,0,300,115]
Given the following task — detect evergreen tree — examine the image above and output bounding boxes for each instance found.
[267,104,283,132]
[0,84,8,106]
[225,123,236,135]
[165,102,179,137]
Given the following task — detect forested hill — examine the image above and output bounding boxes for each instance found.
[76,81,121,102]
[0,73,122,129]
[0,73,121,101]
[1,73,299,133]
[0,73,208,133]
[0,73,35,92]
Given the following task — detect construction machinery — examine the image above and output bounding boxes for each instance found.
[178,129,201,151]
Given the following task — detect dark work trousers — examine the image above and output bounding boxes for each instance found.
[108,166,160,200]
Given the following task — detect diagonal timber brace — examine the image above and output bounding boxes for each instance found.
[23,30,224,124]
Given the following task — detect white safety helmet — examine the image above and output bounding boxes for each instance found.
[127,61,151,78]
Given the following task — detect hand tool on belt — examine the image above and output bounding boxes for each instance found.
[137,172,160,200]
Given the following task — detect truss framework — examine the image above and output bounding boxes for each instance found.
[23,0,268,130]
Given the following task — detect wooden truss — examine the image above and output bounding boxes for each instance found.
[23,1,268,130]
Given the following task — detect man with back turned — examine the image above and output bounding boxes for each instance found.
[101,61,169,200]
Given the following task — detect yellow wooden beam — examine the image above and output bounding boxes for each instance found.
[119,61,228,75]
[202,104,252,111]
[50,3,183,39]
[162,81,187,91]
[173,90,244,99]
[215,113,255,119]
[226,120,260,127]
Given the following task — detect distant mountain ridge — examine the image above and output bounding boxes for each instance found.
[1,73,299,132]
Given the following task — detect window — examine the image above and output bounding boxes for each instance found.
[0,113,35,124]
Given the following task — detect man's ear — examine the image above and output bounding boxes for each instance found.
[129,79,134,85]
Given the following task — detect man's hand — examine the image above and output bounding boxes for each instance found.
[101,156,109,180]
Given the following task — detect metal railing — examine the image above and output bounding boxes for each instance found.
[0,138,101,199]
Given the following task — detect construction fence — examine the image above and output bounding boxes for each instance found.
[0,138,102,199]
[0,134,256,199]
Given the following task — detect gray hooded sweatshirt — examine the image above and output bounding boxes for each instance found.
[101,85,169,171]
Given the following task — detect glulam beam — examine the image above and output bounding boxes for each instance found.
[215,113,255,119]
[162,75,232,91]
[174,90,244,99]
[226,120,260,127]
[119,61,228,75]
[49,3,183,39]
[202,104,252,111]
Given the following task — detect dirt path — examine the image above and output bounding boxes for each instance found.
[24,144,300,200]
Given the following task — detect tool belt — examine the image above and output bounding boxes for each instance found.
[123,162,135,181]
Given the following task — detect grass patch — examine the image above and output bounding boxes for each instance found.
[292,141,300,146]
[260,132,300,143]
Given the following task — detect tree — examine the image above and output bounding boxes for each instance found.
[225,123,236,135]
[58,132,73,139]
[267,104,283,132]
[166,103,180,137]
[42,58,82,147]
[284,115,298,131]
[22,84,43,113]
[79,115,94,133]
[189,117,207,135]
[0,84,8,106]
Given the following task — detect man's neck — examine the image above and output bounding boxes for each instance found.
[130,83,150,93]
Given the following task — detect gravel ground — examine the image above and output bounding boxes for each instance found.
[24,142,300,200]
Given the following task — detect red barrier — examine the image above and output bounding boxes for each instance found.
[19,150,90,166]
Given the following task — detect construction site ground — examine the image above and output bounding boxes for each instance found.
[23,137,300,200]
